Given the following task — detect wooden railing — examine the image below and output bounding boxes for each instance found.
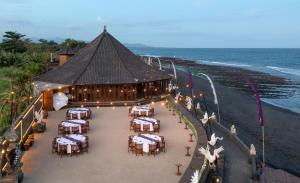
[13,94,43,144]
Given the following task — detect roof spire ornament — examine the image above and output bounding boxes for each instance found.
[104,25,107,33]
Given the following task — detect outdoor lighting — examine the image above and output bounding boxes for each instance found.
[175,100,178,104]
[200,93,203,97]
[58,86,62,89]
[10,91,15,95]
[124,103,127,106]
[109,89,112,93]
[151,101,155,105]
[72,87,75,90]
[144,89,147,92]
[1,149,5,154]
[186,84,189,88]
[84,98,87,101]
[97,101,100,104]
[84,88,87,92]
[161,102,165,106]
[110,102,113,105]
[81,105,84,107]
[96,89,99,92]
[154,88,158,91]
[193,95,196,98]
[121,90,124,93]
[216,178,220,183]
[32,82,35,85]
[96,106,100,109]
[132,89,135,92]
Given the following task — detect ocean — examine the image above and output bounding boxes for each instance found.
[129,47,300,113]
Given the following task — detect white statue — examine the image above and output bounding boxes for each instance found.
[190,170,200,183]
[230,124,237,135]
[250,144,256,156]
[199,146,224,164]
[208,133,223,146]
[168,83,173,92]
[175,92,181,101]
[209,112,216,121]
[196,102,201,110]
[34,111,42,124]
[186,96,193,111]
[201,112,209,125]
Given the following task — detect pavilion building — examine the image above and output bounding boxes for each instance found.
[35,27,172,110]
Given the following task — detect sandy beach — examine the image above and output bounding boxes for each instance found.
[173,64,300,178]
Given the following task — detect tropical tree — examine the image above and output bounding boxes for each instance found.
[1,31,27,53]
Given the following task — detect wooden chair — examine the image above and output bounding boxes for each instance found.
[81,126,88,134]
[86,121,90,130]
[130,121,134,130]
[134,124,141,133]
[128,139,135,153]
[135,144,143,156]
[143,124,150,132]
[71,126,80,134]
[159,141,166,153]
[71,145,80,156]
[81,142,88,153]
[58,144,68,157]
[52,140,58,154]
[154,124,159,133]
[148,144,157,157]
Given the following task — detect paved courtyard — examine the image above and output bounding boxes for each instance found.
[21,103,196,183]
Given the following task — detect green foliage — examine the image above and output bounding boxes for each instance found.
[0,30,85,134]
[62,38,87,49]
[1,31,27,53]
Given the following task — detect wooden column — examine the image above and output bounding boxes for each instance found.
[43,90,53,111]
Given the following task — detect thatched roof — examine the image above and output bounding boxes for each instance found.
[56,45,77,56]
[35,28,171,85]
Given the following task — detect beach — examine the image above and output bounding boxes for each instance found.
[170,60,300,178]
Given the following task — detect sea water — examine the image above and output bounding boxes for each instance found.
[129,47,300,113]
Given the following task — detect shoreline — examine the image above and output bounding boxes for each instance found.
[159,56,300,114]
[174,67,300,178]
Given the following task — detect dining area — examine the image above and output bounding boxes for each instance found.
[128,104,166,156]
[52,107,91,157]
[21,102,196,183]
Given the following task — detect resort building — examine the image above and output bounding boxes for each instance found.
[35,27,171,111]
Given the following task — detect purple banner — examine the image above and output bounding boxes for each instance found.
[244,78,264,127]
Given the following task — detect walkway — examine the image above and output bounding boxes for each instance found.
[21,103,196,183]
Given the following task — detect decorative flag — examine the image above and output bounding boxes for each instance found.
[244,78,264,127]
[199,73,218,105]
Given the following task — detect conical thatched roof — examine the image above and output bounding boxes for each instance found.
[36,28,171,85]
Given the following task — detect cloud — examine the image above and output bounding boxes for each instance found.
[0,16,34,27]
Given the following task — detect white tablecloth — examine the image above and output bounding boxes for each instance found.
[68,108,89,119]
[132,134,161,153]
[61,122,82,134]
[56,135,86,154]
[132,118,158,132]
[131,107,150,116]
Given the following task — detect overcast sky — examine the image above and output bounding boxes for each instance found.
[0,0,300,48]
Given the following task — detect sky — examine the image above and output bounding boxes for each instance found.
[0,0,300,48]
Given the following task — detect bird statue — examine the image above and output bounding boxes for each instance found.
[199,146,224,164]
[196,102,201,110]
[34,111,42,123]
[186,97,193,111]
[209,112,216,121]
[201,112,209,125]
[190,170,200,183]
[175,92,181,101]
[208,133,223,146]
